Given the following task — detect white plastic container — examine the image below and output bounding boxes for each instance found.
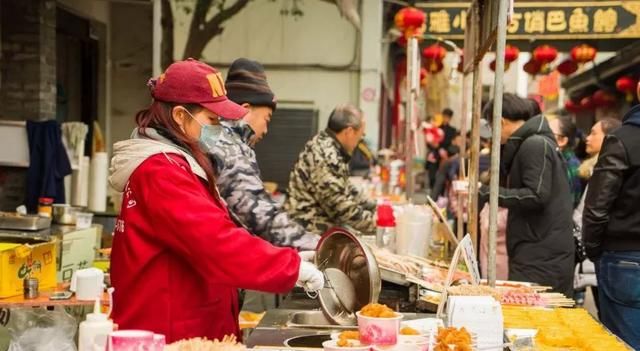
[356,312,403,346]
[78,299,113,351]
[75,212,94,229]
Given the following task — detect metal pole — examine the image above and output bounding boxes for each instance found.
[405,38,419,201]
[152,0,162,77]
[487,0,510,288]
[457,72,470,240]
[467,3,482,250]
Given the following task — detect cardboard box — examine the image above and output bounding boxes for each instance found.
[0,241,57,298]
[55,227,98,283]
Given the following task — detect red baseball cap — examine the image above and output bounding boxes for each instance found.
[150,58,247,120]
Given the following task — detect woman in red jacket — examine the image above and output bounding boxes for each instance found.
[108,59,323,343]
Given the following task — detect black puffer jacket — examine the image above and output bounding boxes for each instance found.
[583,104,640,259]
[480,115,574,296]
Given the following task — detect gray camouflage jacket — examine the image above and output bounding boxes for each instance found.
[285,130,377,235]
[208,121,319,251]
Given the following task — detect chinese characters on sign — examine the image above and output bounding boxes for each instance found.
[417,2,640,39]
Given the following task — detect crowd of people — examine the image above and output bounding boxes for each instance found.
[424,93,639,349]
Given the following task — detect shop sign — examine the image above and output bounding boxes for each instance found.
[417,1,640,40]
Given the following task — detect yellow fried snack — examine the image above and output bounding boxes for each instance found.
[338,331,360,340]
[435,327,472,351]
[359,303,397,318]
[399,326,420,335]
[336,339,353,347]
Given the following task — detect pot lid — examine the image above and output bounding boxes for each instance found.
[315,227,381,326]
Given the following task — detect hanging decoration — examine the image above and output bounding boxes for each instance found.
[564,99,582,113]
[616,76,637,102]
[504,45,520,69]
[489,45,519,72]
[394,7,426,40]
[592,89,617,108]
[533,45,558,73]
[422,44,447,74]
[557,59,578,76]
[580,96,595,110]
[570,44,597,66]
[523,59,542,76]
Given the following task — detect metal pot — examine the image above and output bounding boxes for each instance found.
[52,204,78,225]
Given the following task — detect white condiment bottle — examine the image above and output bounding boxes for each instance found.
[78,298,113,351]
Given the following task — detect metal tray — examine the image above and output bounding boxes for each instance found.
[0,214,51,231]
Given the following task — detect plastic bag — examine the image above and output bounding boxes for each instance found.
[6,307,77,351]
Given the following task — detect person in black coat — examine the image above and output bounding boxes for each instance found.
[480,93,574,296]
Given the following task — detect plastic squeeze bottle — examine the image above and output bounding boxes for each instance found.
[78,298,114,351]
[376,203,397,252]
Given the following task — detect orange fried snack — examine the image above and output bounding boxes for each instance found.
[339,331,360,340]
[435,327,472,351]
[336,338,353,347]
[399,326,420,335]
[359,303,397,318]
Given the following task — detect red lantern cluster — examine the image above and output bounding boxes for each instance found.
[395,7,426,40]
[571,44,597,65]
[422,44,447,74]
[580,96,595,110]
[616,76,638,102]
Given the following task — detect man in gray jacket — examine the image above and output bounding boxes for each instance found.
[208,58,319,251]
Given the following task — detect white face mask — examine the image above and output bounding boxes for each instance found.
[184,108,223,150]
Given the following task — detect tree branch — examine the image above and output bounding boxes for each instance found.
[201,0,251,39]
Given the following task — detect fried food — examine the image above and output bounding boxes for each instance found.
[434,327,472,351]
[359,303,397,318]
[166,335,246,351]
[336,338,353,347]
[399,326,420,335]
[338,331,360,340]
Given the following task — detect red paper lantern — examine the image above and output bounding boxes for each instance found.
[557,59,578,76]
[422,44,447,61]
[504,45,520,68]
[616,76,637,102]
[592,89,617,108]
[423,44,447,74]
[570,44,597,65]
[523,59,542,76]
[580,96,595,110]
[395,7,426,39]
[533,45,558,64]
[533,45,558,73]
[564,99,582,113]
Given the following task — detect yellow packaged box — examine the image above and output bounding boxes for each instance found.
[0,241,57,298]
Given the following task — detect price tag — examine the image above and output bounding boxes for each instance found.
[436,234,480,318]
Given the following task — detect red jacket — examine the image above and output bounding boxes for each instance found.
[110,152,300,343]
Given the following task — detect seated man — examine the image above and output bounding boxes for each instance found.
[286,105,376,236]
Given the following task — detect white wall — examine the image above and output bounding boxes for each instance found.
[171,0,360,133]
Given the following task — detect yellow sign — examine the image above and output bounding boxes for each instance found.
[417,1,640,40]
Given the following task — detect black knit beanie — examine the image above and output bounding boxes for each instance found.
[225,58,276,110]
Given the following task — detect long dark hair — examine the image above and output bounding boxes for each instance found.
[135,101,218,196]
[555,115,577,149]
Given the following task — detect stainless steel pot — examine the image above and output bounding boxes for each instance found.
[52,204,78,225]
